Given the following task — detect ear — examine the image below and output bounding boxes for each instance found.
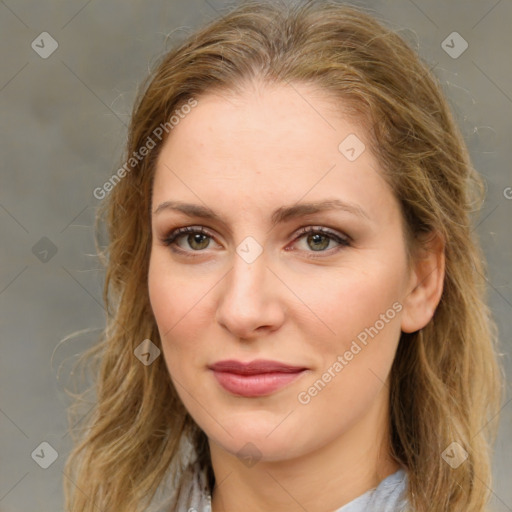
[401,231,445,334]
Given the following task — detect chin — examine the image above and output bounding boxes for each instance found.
[204,415,309,462]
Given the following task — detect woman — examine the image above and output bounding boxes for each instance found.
[63,1,504,511]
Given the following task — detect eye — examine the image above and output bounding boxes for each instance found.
[290,226,350,258]
[160,225,351,258]
[161,226,216,254]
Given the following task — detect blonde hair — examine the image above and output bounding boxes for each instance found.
[63,1,505,511]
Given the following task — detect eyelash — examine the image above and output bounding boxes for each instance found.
[161,225,351,259]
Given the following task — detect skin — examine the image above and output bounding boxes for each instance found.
[148,81,444,512]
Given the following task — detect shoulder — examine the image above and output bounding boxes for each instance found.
[337,468,410,512]
[174,461,212,512]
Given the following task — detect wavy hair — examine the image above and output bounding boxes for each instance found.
[63,1,505,510]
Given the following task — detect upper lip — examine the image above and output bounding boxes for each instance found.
[208,359,307,375]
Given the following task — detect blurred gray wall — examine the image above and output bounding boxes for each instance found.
[1,0,511,510]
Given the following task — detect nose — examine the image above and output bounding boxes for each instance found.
[215,249,285,340]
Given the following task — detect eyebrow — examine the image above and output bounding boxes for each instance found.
[153,198,370,226]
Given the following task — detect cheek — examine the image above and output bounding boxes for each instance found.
[148,258,178,337]
[299,262,406,345]
[295,299,403,443]
[294,260,406,410]
[147,252,215,364]
[149,251,192,328]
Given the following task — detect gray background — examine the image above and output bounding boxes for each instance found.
[0,0,511,511]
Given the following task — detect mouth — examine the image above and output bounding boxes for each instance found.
[208,359,308,397]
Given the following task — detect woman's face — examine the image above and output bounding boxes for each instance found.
[148,82,415,462]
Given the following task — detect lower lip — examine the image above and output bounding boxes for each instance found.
[211,370,305,397]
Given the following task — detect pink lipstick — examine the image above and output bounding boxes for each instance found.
[208,359,307,397]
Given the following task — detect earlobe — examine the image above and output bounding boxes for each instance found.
[400,232,445,334]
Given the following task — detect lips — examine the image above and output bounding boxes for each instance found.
[208,359,307,397]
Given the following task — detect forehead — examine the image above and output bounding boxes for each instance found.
[152,82,397,225]
[162,82,363,155]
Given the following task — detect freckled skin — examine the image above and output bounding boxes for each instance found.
[148,83,432,512]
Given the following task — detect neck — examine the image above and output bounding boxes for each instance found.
[209,385,400,512]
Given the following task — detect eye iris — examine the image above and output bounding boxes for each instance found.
[188,233,210,250]
[307,233,329,251]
